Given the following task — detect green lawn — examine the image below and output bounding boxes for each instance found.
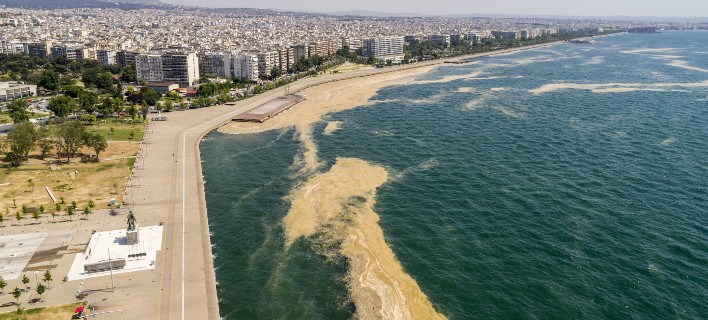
[87,128,144,141]
[0,302,85,320]
[0,111,50,124]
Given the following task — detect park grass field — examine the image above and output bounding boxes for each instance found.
[0,302,86,320]
[0,141,140,218]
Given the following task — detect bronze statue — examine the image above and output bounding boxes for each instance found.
[127,211,136,231]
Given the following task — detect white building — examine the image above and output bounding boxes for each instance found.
[97,50,116,65]
[136,52,199,87]
[0,82,37,100]
[232,53,259,81]
[0,40,26,54]
[362,36,405,62]
[256,50,279,79]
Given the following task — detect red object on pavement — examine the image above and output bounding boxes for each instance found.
[75,306,85,313]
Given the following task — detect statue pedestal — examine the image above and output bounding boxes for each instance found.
[127,226,139,245]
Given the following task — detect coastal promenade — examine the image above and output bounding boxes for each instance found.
[133,39,566,320]
[0,40,564,319]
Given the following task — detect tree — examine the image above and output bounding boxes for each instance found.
[26,179,34,192]
[96,72,114,91]
[88,200,95,211]
[140,102,149,121]
[7,98,29,122]
[83,206,90,217]
[98,96,114,118]
[0,276,6,293]
[15,212,21,224]
[81,67,99,86]
[38,70,59,91]
[36,283,45,300]
[43,270,52,286]
[78,90,98,114]
[121,65,136,83]
[12,287,20,303]
[37,125,53,159]
[270,66,282,79]
[21,274,29,290]
[127,104,138,121]
[39,205,45,214]
[48,95,75,119]
[61,85,83,98]
[55,121,85,162]
[32,212,39,223]
[67,206,74,220]
[83,132,107,160]
[5,122,37,167]
[141,89,160,106]
[0,211,3,225]
[197,83,216,97]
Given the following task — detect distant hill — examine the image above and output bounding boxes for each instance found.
[328,10,430,17]
[0,0,172,10]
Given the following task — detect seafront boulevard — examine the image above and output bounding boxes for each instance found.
[0,40,566,319]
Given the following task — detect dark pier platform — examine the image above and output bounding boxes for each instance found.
[232,95,304,122]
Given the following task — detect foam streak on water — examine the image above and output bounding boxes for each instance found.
[202,31,708,319]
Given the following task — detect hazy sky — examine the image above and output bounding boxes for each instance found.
[161,0,708,17]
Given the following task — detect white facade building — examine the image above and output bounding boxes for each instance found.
[233,53,259,81]
[362,36,405,62]
[0,82,37,100]
[136,52,199,87]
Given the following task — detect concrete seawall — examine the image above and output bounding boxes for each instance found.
[155,39,569,319]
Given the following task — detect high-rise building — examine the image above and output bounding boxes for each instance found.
[256,50,279,78]
[428,35,451,47]
[232,53,259,81]
[290,45,307,64]
[198,53,231,78]
[51,45,80,60]
[136,51,199,87]
[97,50,116,65]
[0,40,25,54]
[27,43,51,59]
[362,36,405,62]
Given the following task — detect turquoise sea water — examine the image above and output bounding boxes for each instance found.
[201,31,708,319]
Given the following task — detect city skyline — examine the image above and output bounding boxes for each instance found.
[160,0,708,18]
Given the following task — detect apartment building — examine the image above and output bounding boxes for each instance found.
[97,50,116,65]
[27,43,51,59]
[233,53,259,81]
[50,45,81,60]
[135,51,199,87]
[362,36,405,62]
[342,37,363,51]
[198,52,231,77]
[290,45,307,64]
[0,40,26,54]
[256,50,279,78]
[467,33,483,43]
[278,47,295,73]
[428,34,451,47]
